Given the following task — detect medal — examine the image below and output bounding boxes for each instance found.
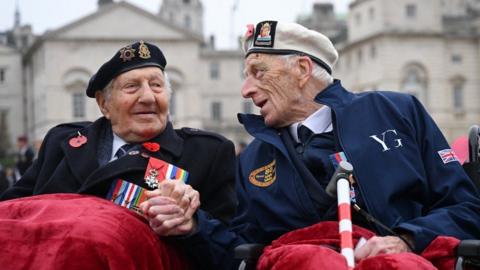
[145,168,159,189]
[143,157,190,188]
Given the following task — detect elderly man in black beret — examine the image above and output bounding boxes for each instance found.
[0,41,236,269]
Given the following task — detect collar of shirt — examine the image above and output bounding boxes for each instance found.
[289,105,333,143]
[110,132,128,161]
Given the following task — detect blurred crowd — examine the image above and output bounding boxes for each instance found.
[0,136,35,194]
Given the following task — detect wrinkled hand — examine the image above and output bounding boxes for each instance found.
[140,180,200,236]
[354,236,412,262]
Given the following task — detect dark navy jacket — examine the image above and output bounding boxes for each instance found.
[182,80,480,270]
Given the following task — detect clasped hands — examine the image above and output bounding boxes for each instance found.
[140,180,200,236]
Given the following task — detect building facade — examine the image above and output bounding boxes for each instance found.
[302,0,480,141]
[0,0,254,153]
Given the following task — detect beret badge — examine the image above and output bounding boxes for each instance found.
[138,40,151,59]
[119,45,136,62]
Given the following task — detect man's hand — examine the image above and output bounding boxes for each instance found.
[354,236,412,261]
[139,180,200,236]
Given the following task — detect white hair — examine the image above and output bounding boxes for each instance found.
[280,54,333,86]
[102,70,173,100]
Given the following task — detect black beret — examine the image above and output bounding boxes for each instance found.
[86,41,167,97]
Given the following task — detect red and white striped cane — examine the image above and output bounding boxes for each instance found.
[327,161,355,269]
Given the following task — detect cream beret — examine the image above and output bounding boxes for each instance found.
[242,21,338,74]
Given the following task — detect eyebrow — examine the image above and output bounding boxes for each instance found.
[243,60,268,76]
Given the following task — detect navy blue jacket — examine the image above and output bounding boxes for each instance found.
[183,80,480,269]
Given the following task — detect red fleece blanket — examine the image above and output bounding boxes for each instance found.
[0,194,190,270]
[258,221,460,270]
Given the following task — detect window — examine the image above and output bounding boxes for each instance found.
[211,102,222,121]
[406,4,417,18]
[357,48,363,64]
[451,54,462,63]
[243,101,253,114]
[451,78,465,113]
[72,93,85,118]
[355,13,361,25]
[169,90,176,116]
[401,63,428,104]
[210,61,220,80]
[369,7,375,21]
[453,84,464,111]
[370,44,376,59]
[184,15,191,29]
[0,68,5,83]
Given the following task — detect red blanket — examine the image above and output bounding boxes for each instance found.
[258,221,460,270]
[0,194,190,270]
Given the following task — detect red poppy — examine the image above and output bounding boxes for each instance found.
[142,142,160,152]
[245,24,254,39]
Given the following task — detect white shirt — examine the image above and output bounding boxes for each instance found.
[110,133,128,161]
[289,105,333,143]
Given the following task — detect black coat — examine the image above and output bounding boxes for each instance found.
[0,117,236,222]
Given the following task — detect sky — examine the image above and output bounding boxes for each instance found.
[0,0,353,49]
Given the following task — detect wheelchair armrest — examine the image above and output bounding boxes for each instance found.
[457,240,480,257]
[234,243,266,260]
[456,240,480,270]
[234,244,266,270]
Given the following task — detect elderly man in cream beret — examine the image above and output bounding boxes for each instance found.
[153,21,480,269]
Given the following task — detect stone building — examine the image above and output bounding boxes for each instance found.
[0,0,253,152]
[301,0,480,141]
[0,4,35,154]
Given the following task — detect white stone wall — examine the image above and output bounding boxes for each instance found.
[348,0,443,43]
[0,45,24,148]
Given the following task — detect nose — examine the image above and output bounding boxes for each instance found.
[241,76,256,98]
[138,82,156,103]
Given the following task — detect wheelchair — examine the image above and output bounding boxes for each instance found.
[236,125,480,270]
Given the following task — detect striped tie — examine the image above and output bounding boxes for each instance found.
[114,144,133,159]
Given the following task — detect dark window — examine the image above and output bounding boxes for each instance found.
[0,68,5,83]
[369,7,375,21]
[453,83,464,111]
[211,101,222,120]
[355,13,361,25]
[184,15,191,29]
[243,101,253,114]
[370,44,376,59]
[357,48,363,64]
[72,93,85,118]
[451,54,462,63]
[210,61,220,80]
[406,4,417,18]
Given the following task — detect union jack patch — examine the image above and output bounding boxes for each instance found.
[437,149,459,164]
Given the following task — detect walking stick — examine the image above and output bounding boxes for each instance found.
[327,161,355,269]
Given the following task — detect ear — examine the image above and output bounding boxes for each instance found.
[296,56,313,88]
[95,91,110,119]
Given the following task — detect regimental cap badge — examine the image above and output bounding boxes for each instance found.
[138,40,151,59]
[253,21,276,48]
[119,45,136,62]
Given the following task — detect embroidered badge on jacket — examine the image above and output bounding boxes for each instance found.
[249,160,276,187]
[438,149,459,164]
